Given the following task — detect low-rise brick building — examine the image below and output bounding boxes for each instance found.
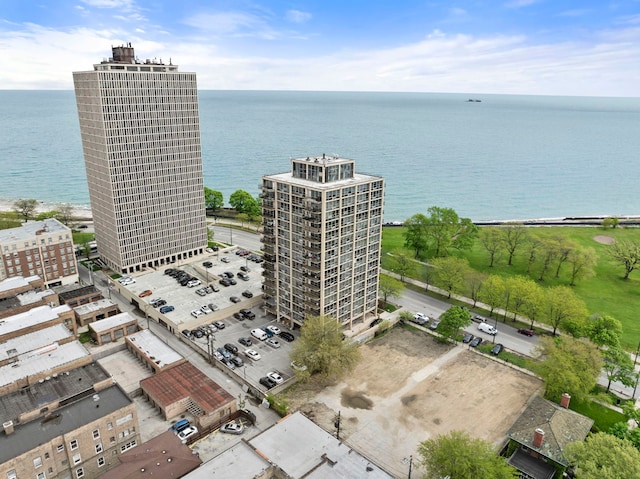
[74,299,120,328]
[88,312,138,345]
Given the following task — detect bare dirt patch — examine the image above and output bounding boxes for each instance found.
[283,328,543,477]
[594,234,616,245]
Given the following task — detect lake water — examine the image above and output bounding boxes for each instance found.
[1,90,639,222]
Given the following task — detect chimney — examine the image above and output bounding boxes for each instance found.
[3,421,14,436]
[533,428,545,448]
[560,393,571,409]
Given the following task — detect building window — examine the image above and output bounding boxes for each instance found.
[107,422,113,430]
[120,440,137,452]
[95,443,103,454]
[76,468,84,479]
[92,429,100,440]
[36,473,45,479]
[34,456,42,468]
[97,457,105,468]
[70,439,78,450]
[72,453,81,465]
[44,453,49,459]
[6,470,16,479]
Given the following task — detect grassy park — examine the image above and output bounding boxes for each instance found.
[381,225,640,349]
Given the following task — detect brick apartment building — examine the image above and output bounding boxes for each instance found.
[0,219,78,288]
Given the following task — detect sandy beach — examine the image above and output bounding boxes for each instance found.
[0,198,93,221]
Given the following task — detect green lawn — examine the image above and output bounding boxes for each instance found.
[382,226,640,349]
[569,398,626,433]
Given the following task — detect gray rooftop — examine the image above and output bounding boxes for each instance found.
[0,275,41,294]
[0,362,112,425]
[0,384,132,464]
[249,412,394,478]
[0,304,72,338]
[125,329,183,369]
[16,288,55,306]
[74,298,117,315]
[0,218,71,243]
[182,440,270,478]
[0,341,89,388]
[58,284,100,302]
[89,311,136,333]
[0,324,71,361]
[264,170,383,191]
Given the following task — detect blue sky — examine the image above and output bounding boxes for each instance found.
[2,0,640,96]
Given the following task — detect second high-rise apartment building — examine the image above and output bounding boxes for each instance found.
[262,155,384,329]
[73,44,207,274]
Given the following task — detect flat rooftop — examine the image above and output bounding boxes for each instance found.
[0,304,72,338]
[0,384,133,464]
[264,170,383,191]
[249,412,394,479]
[74,298,117,315]
[58,284,100,302]
[0,275,41,294]
[0,218,70,243]
[89,311,136,333]
[0,324,72,361]
[126,329,183,369]
[182,440,270,478]
[0,361,111,424]
[0,341,89,389]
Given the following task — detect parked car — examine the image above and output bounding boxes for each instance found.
[238,337,252,347]
[291,361,307,371]
[230,296,241,303]
[279,331,295,342]
[244,349,261,361]
[224,272,235,278]
[201,304,212,314]
[177,426,198,442]
[228,278,237,285]
[203,261,213,268]
[191,309,203,318]
[208,303,219,312]
[239,309,255,319]
[187,279,201,288]
[217,347,231,359]
[242,290,253,298]
[213,321,225,329]
[220,422,244,435]
[411,313,428,326]
[462,332,474,343]
[259,376,277,389]
[266,338,281,348]
[224,343,239,355]
[230,356,244,367]
[221,257,230,263]
[266,325,281,335]
[193,329,204,338]
[213,350,224,361]
[210,284,220,292]
[195,288,206,296]
[159,305,174,313]
[181,329,191,339]
[469,337,483,347]
[517,328,535,337]
[138,289,152,297]
[251,329,268,341]
[221,358,235,369]
[261,328,274,338]
[238,272,250,281]
[369,318,383,328]
[429,319,441,330]
[491,343,504,355]
[219,278,231,287]
[478,322,498,335]
[233,312,245,320]
[267,371,284,384]
[171,419,190,432]
[240,265,250,272]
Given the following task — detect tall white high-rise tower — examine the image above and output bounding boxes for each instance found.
[73,44,207,274]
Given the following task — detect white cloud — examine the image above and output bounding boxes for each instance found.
[182,12,266,35]
[286,10,312,24]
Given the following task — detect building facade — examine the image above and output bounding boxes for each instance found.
[261,155,384,329]
[0,219,78,288]
[73,44,207,274]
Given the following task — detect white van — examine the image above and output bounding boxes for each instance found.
[251,328,268,341]
[478,322,498,335]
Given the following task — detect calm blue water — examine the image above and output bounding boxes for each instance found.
[1,90,639,222]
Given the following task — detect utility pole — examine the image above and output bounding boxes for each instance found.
[408,455,413,479]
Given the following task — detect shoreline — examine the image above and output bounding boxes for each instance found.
[2,197,638,227]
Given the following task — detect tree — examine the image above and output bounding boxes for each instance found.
[290,315,361,380]
[204,187,224,211]
[479,227,504,267]
[507,276,538,322]
[438,306,472,343]
[479,274,505,316]
[379,275,404,308]
[567,246,597,286]
[466,270,487,307]
[236,212,249,227]
[602,346,636,393]
[565,433,640,479]
[601,217,620,230]
[390,250,415,282]
[431,256,471,299]
[608,240,640,280]
[403,213,429,258]
[544,285,588,336]
[80,240,92,261]
[537,336,602,402]
[229,190,260,216]
[553,238,576,278]
[583,314,623,349]
[423,206,478,257]
[418,430,518,479]
[55,203,74,225]
[537,237,560,282]
[502,223,528,266]
[35,210,58,221]
[524,234,541,274]
[12,198,38,222]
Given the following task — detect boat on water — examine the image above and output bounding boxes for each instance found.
[466,98,482,102]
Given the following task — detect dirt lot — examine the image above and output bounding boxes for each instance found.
[285,328,543,478]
